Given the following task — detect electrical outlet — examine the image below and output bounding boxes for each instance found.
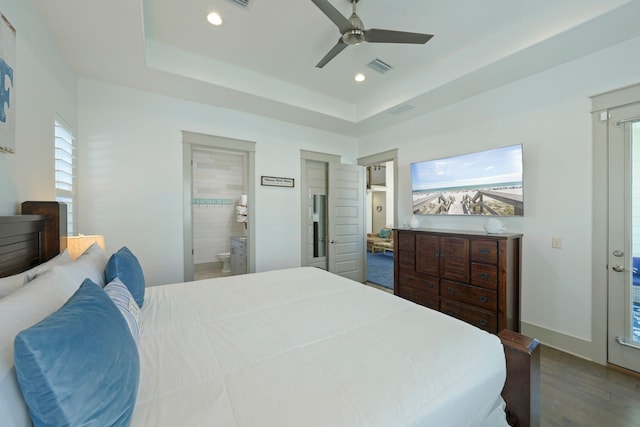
[552,237,562,249]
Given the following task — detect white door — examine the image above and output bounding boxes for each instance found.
[303,160,328,270]
[328,163,365,282]
[608,102,640,372]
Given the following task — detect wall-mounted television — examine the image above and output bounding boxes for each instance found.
[411,144,523,216]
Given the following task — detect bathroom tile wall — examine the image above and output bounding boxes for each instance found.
[192,148,245,265]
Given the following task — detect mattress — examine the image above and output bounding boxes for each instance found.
[132,267,508,426]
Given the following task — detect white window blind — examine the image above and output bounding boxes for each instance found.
[54,119,76,234]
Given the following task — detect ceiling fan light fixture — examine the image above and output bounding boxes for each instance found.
[342,29,365,45]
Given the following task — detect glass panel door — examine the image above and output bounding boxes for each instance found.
[631,121,640,344]
[608,104,640,371]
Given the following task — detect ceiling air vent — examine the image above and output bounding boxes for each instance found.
[388,104,416,116]
[229,0,249,7]
[368,58,393,74]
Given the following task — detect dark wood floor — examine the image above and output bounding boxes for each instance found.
[541,345,640,426]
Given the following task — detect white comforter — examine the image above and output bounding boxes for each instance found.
[132,267,508,427]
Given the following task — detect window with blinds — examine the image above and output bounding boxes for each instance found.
[54,119,75,234]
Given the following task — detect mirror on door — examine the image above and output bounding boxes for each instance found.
[313,194,327,258]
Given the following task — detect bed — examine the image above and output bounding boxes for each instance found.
[0,213,538,427]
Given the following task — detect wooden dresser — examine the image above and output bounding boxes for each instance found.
[394,228,522,333]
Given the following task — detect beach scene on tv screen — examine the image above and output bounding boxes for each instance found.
[411,144,523,216]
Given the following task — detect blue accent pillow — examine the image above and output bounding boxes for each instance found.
[105,247,145,308]
[379,228,392,238]
[13,279,140,427]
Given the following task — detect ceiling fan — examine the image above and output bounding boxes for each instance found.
[311,0,434,68]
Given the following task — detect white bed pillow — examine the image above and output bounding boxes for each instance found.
[59,243,108,287]
[23,249,73,283]
[0,266,82,427]
[0,274,25,299]
[0,249,72,299]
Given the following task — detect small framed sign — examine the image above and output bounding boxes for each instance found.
[261,176,294,188]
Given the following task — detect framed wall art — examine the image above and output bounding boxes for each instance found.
[0,12,15,154]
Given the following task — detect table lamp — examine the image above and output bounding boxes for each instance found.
[66,234,106,259]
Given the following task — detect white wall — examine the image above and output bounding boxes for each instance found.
[77,78,358,286]
[0,0,76,214]
[359,36,640,358]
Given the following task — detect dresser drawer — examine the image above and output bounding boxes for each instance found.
[471,240,498,265]
[440,280,497,311]
[440,299,497,333]
[398,285,439,310]
[397,250,415,270]
[398,272,438,295]
[470,263,498,290]
[397,231,415,251]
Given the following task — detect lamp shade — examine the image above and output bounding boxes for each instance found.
[67,235,106,259]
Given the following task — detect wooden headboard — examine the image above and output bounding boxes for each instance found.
[0,202,66,278]
[0,215,46,277]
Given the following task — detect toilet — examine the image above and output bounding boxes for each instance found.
[218,252,231,273]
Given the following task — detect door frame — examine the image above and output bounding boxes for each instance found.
[358,149,399,231]
[182,131,256,281]
[300,150,365,281]
[592,83,640,366]
[358,150,397,288]
[299,150,340,271]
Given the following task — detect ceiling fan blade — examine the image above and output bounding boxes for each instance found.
[365,29,434,44]
[311,0,352,33]
[316,39,348,68]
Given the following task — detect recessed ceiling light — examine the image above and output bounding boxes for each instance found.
[207,12,223,26]
[355,73,366,82]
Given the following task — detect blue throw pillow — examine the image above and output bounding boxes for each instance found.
[379,228,392,238]
[105,247,145,308]
[14,279,139,427]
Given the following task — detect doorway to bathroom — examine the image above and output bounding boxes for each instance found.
[182,131,256,282]
[192,147,247,279]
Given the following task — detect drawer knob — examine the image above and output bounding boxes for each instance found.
[426,283,433,289]
[479,248,489,255]
[446,309,455,316]
[479,296,489,303]
[479,319,488,326]
[446,287,456,295]
[479,273,489,280]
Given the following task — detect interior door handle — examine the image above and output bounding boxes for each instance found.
[612,265,626,272]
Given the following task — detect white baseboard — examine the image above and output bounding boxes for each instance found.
[520,322,606,365]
